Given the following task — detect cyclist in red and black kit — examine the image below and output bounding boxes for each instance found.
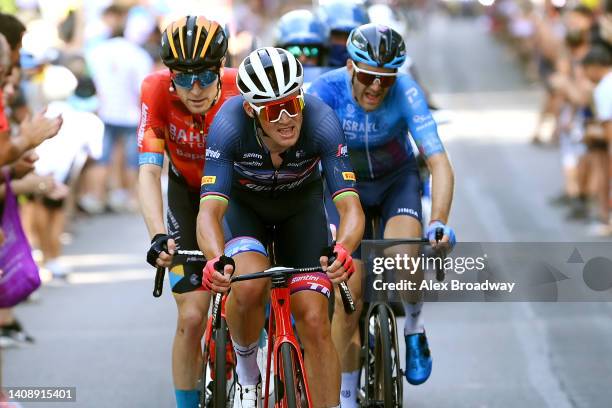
[137,16,239,408]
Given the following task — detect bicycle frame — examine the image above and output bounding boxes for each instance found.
[204,293,234,381]
[264,281,313,408]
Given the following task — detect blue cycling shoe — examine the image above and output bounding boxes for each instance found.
[404,332,432,385]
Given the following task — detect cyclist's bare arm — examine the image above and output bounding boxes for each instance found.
[138,164,166,238]
[196,198,228,260]
[334,194,365,254]
[426,152,454,225]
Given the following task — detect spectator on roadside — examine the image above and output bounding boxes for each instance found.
[548,6,594,219]
[83,5,153,214]
[29,65,104,278]
[532,0,565,145]
[0,12,63,167]
[582,45,612,235]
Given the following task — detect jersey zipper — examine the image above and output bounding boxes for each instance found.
[365,113,374,178]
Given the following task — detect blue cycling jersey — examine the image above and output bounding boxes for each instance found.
[308,67,444,179]
[200,94,358,203]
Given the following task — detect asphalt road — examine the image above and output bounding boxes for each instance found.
[4,13,612,408]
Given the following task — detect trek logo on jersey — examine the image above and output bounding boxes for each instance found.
[205,148,220,159]
[336,144,348,157]
[201,176,216,185]
[342,172,356,181]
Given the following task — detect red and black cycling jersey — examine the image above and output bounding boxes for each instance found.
[199,94,359,203]
[137,68,239,191]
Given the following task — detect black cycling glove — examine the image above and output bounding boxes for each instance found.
[147,233,171,267]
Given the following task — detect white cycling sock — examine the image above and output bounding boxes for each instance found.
[233,340,260,386]
[340,370,359,408]
[403,301,425,335]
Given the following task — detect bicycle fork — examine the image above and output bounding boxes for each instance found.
[264,282,313,408]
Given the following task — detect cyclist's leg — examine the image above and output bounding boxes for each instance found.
[223,195,271,390]
[166,175,210,407]
[276,182,340,407]
[380,165,432,385]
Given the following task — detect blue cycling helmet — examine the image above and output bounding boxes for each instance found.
[316,0,369,34]
[347,23,406,69]
[275,9,329,47]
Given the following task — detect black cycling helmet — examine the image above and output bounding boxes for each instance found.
[347,23,406,69]
[160,16,227,72]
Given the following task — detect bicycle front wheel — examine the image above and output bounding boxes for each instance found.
[213,318,228,408]
[368,304,394,407]
[279,343,309,408]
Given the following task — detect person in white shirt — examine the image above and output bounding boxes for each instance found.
[86,7,152,213]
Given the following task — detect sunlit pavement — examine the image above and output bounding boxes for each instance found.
[4,13,612,408]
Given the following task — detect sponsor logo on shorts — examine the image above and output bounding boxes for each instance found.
[201,176,216,185]
[342,172,356,181]
[398,208,418,217]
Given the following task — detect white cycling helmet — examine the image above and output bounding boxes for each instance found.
[237,47,304,104]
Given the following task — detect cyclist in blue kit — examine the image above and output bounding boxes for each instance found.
[197,47,364,407]
[309,23,456,407]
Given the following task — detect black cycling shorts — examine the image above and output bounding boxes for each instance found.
[223,181,331,269]
[167,173,206,294]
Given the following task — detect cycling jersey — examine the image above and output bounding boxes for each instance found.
[137,68,239,190]
[308,67,444,180]
[199,94,358,203]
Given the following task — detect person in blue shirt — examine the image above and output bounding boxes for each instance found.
[309,23,456,407]
[315,0,369,67]
[275,8,335,91]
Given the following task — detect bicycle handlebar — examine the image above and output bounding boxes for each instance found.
[362,227,447,281]
[230,266,323,283]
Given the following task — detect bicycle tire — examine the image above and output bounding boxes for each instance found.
[279,342,308,408]
[371,305,394,407]
[213,318,228,408]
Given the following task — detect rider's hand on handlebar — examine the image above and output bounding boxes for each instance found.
[320,243,355,284]
[146,234,176,268]
[203,255,234,293]
[426,221,456,252]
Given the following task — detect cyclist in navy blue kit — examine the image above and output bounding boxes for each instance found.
[309,24,456,407]
[196,47,365,408]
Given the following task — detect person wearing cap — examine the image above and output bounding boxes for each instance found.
[309,24,456,407]
[197,47,364,407]
[137,16,239,408]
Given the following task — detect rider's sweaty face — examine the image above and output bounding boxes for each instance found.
[174,77,219,115]
[348,61,393,112]
[250,102,303,153]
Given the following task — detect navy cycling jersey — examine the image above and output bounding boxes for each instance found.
[308,67,444,179]
[200,94,358,203]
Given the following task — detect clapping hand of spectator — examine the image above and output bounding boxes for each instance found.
[20,110,63,150]
[16,173,55,196]
[9,150,39,179]
[45,181,70,201]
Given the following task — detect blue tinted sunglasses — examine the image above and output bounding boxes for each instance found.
[172,70,219,89]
